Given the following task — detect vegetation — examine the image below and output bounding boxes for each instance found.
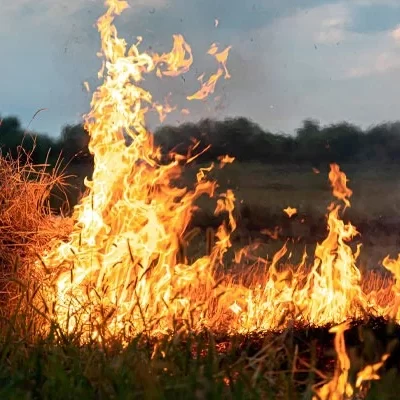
[155,117,400,165]
[0,116,89,167]
[2,114,400,167]
[0,317,399,399]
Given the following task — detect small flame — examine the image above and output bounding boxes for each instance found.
[329,163,352,208]
[283,206,297,218]
[355,353,389,389]
[154,34,193,78]
[313,323,389,399]
[218,154,235,168]
[187,43,231,100]
[153,94,177,122]
[208,43,231,79]
[313,322,354,400]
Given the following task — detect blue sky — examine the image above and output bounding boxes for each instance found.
[1,0,400,137]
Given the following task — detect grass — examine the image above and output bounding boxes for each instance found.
[1,314,400,399]
[60,160,400,224]
[2,157,400,398]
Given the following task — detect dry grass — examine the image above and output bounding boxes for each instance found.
[0,152,73,332]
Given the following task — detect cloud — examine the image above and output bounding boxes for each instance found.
[347,52,400,78]
[351,0,400,6]
[343,24,400,78]
[2,0,400,136]
[392,25,400,41]
[232,1,400,132]
[315,15,350,44]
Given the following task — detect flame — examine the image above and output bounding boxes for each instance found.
[382,254,400,319]
[38,0,400,344]
[283,206,297,218]
[187,43,231,101]
[329,163,352,208]
[207,43,231,79]
[313,322,389,399]
[153,94,176,123]
[218,154,235,168]
[313,323,354,400]
[355,353,389,389]
[153,34,193,78]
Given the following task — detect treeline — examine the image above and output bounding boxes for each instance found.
[1,114,400,166]
[155,118,400,165]
[0,116,90,166]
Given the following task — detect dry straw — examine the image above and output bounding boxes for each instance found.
[0,145,73,337]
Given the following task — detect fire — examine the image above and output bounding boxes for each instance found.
[153,34,193,78]
[39,0,232,339]
[313,323,354,400]
[37,0,400,346]
[313,322,389,399]
[187,43,231,100]
[283,206,297,218]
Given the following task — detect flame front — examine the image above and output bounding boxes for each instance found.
[39,0,400,341]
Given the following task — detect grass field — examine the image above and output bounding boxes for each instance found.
[9,159,396,399]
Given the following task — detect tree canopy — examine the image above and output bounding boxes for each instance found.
[1,114,400,167]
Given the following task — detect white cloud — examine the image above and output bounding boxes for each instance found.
[229,1,400,132]
[392,25,400,42]
[348,52,400,77]
[351,0,400,6]
[315,14,350,44]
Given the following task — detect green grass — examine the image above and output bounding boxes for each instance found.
[0,316,399,399]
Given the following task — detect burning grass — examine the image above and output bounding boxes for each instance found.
[0,153,398,398]
[33,0,400,344]
[0,152,73,335]
[0,145,399,399]
[0,150,397,399]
